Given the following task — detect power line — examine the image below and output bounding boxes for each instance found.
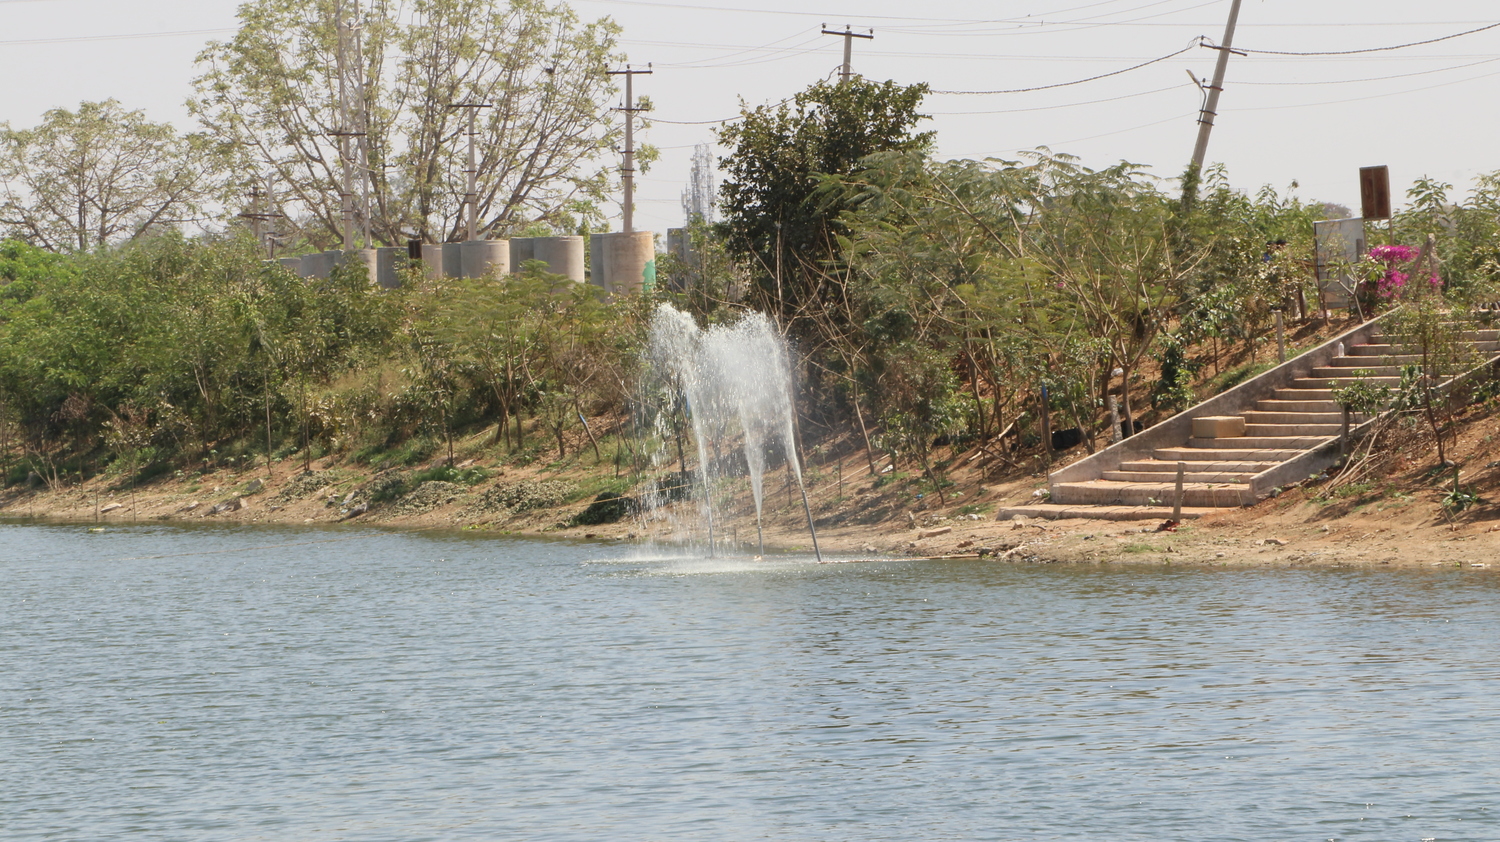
[649,34,827,69]
[0,27,235,47]
[933,43,1195,95]
[1236,20,1500,56]
[1236,64,1500,112]
[946,109,1197,160]
[928,83,1181,116]
[1235,56,1500,87]
[641,30,823,68]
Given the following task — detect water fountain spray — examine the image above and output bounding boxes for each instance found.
[645,306,822,561]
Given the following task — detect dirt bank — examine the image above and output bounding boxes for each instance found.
[5,418,1498,572]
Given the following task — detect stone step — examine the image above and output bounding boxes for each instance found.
[1348,343,1398,356]
[1275,387,1338,400]
[1377,329,1500,342]
[1119,459,1280,473]
[1244,422,1343,437]
[1291,375,1400,390]
[1052,480,1247,508]
[1330,353,1424,366]
[1310,365,1399,378]
[1188,435,1330,449]
[1050,480,1248,504]
[996,504,1220,522]
[1155,445,1305,462]
[1254,398,1340,413]
[1242,410,1346,424]
[1102,469,1257,483]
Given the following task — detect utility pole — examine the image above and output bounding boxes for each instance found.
[334,0,354,250]
[821,25,873,84]
[352,13,372,246]
[1190,0,1245,172]
[446,102,492,241]
[607,64,652,233]
[238,185,284,259]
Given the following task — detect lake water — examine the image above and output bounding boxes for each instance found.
[3,520,1499,841]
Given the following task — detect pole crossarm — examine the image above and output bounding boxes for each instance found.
[607,65,653,233]
[821,25,873,84]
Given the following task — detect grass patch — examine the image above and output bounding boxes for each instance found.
[353,436,435,469]
[1209,361,1276,396]
[409,463,490,487]
[956,503,993,516]
[566,474,634,505]
[1121,542,1156,554]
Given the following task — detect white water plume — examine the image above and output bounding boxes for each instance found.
[641,305,821,560]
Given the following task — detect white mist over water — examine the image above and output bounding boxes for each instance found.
[643,305,820,559]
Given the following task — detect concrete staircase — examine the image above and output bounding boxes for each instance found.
[1026,314,1500,519]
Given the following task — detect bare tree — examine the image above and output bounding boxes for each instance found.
[191,0,625,249]
[0,100,222,252]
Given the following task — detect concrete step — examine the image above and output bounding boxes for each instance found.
[1242,410,1345,424]
[1244,423,1342,437]
[1052,480,1247,508]
[1188,435,1331,449]
[1291,376,1399,390]
[1377,329,1500,342]
[1155,445,1305,462]
[1329,353,1422,366]
[1310,365,1399,378]
[1255,398,1340,413]
[997,503,1220,522]
[1275,387,1338,400]
[1349,343,1398,356]
[1103,469,1257,483]
[1119,459,1280,473]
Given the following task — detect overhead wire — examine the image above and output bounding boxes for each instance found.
[0,27,235,46]
[947,109,1197,160]
[929,83,1182,116]
[1235,56,1500,86]
[932,43,1196,95]
[1235,63,1500,112]
[1235,20,1500,56]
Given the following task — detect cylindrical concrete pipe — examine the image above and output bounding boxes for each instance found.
[375,247,405,289]
[441,243,463,279]
[534,236,586,282]
[420,243,445,280]
[339,248,379,284]
[590,231,656,294]
[509,237,536,272]
[460,239,510,279]
[301,251,334,279]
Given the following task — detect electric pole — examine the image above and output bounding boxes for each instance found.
[821,25,873,83]
[446,102,492,241]
[335,0,353,250]
[607,64,652,233]
[1190,0,1245,172]
[238,185,284,259]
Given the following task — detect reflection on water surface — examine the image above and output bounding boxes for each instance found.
[3,521,1498,841]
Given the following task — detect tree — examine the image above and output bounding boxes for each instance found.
[716,78,932,327]
[191,0,624,249]
[0,101,222,252]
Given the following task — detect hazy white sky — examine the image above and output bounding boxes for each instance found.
[3,0,1498,236]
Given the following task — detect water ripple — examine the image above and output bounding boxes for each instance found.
[3,521,1499,841]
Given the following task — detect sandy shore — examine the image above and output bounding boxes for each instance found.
[4,449,1498,572]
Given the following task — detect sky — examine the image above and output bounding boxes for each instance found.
[3,0,1499,238]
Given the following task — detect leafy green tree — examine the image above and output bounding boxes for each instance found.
[0,101,223,252]
[192,0,624,248]
[716,78,932,328]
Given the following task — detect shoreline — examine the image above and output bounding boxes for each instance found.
[5,460,1497,572]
